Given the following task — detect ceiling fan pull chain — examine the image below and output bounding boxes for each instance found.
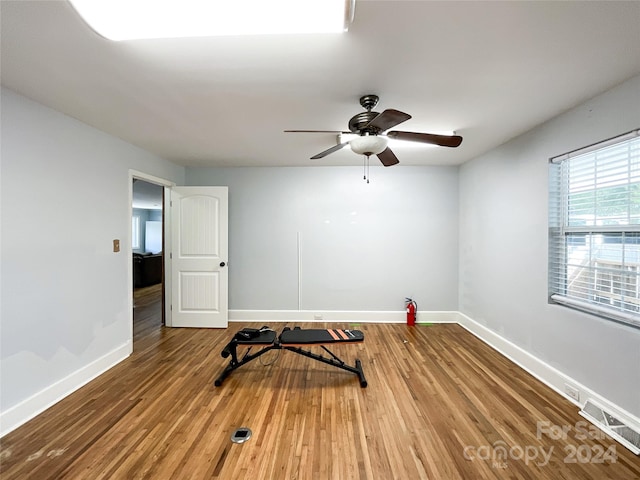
[366,155,370,184]
[363,155,367,181]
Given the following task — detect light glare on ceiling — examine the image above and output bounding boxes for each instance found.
[68,0,353,41]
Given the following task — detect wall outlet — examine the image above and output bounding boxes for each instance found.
[564,383,580,402]
[314,314,323,321]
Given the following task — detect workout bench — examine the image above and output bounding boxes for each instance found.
[214,326,367,387]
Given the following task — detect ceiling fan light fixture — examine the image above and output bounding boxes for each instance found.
[68,0,355,41]
[349,135,388,156]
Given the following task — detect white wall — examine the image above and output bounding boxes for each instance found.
[0,88,184,434]
[459,75,640,418]
[186,166,459,314]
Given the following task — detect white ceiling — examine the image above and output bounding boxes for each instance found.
[2,0,639,168]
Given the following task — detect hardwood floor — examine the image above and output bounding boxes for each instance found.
[1,288,639,479]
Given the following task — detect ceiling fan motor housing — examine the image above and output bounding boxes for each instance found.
[348,111,382,134]
[349,94,383,134]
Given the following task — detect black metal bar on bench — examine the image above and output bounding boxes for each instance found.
[214,326,367,388]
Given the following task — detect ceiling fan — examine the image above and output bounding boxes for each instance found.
[285,94,463,167]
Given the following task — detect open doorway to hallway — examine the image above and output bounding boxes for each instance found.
[132,178,164,347]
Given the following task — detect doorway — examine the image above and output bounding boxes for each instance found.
[131,173,170,349]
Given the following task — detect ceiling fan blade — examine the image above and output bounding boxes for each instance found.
[310,142,348,160]
[364,109,411,132]
[285,130,351,134]
[376,147,400,167]
[387,131,463,148]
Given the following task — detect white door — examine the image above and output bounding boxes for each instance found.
[170,186,228,328]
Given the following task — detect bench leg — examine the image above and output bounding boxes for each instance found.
[214,345,278,387]
[284,346,368,387]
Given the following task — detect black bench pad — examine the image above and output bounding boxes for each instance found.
[279,328,364,344]
[234,330,277,345]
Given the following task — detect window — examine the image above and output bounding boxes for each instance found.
[549,129,640,328]
[132,215,141,250]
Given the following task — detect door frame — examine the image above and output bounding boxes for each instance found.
[128,170,175,351]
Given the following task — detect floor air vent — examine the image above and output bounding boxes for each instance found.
[580,399,640,455]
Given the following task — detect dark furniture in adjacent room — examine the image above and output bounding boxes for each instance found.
[133,253,162,288]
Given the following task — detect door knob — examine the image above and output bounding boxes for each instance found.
[220,261,226,267]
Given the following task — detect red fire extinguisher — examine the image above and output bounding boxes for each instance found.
[406,298,417,326]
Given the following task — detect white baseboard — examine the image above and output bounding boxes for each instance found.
[0,342,131,437]
[228,309,459,324]
[456,312,640,436]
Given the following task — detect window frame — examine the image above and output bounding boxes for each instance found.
[548,129,640,329]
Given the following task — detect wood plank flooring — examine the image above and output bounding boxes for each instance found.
[1,287,639,479]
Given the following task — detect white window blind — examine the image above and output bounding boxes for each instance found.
[132,215,141,250]
[549,130,640,328]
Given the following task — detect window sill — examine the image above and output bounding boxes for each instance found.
[550,294,640,329]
